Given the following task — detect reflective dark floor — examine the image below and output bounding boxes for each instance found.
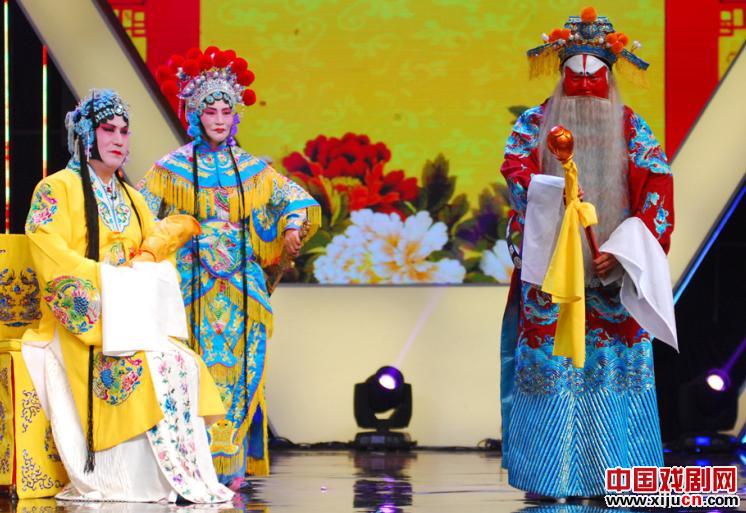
[2,450,745,512]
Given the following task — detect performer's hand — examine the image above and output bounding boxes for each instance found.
[284,229,302,258]
[593,252,619,279]
[127,252,156,266]
[563,186,585,204]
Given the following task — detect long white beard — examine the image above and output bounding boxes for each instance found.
[538,78,629,285]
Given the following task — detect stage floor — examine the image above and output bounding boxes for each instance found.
[2,449,745,512]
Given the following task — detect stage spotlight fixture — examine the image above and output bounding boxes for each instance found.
[676,433,739,453]
[678,371,738,435]
[705,369,730,392]
[354,366,416,450]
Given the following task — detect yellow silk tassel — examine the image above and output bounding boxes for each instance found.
[541,159,598,368]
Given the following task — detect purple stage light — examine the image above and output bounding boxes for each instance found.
[376,366,403,392]
[705,369,730,392]
[694,436,711,447]
[379,374,397,390]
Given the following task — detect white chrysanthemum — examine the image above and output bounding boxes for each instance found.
[371,211,463,284]
[481,239,514,284]
[313,209,466,284]
[313,232,377,284]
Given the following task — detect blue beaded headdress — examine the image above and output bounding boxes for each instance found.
[64,88,129,159]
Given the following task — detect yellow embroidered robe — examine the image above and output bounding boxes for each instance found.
[22,168,223,451]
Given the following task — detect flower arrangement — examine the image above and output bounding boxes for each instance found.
[280,132,514,285]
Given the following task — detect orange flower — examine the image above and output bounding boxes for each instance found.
[580,6,597,23]
[605,32,618,44]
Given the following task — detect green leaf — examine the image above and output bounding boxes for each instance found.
[301,229,333,254]
[436,193,469,231]
[462,256,482,272]
[420,154,456,215]
[330,194,350,230]
[465,271,498,284]
[398,201,417,217]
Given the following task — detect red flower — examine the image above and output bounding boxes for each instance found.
[283,151,311,175]
[344,164,418,217]
[283,132,418,217]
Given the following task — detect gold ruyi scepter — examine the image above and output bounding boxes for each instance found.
[266,218,311,295]
[546,125,600,258]
[543,125,600,368]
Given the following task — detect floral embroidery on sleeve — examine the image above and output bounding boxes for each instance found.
[25,183,58,233]
[43,276,101,334]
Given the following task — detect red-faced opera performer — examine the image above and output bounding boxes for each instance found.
[499,7,678,498]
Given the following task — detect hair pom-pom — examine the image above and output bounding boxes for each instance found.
[560,29,571,40]
[168,54,184,72]
[182,59,200,76]
[548,28,563,42]
[186,47,202,60]
[156,65,173,83]
[611,41,624,54]
[213,51,230,68]
[186,110,205,145]
[230,57,248,74]
[187,122,202,140]
[237,70,255,86]
[198,54,214,71]
[242,89,257,106]
[580,6,597,23]
[605,33,618,44]
[223,49,237,62]
[160,79,179,96]
[617,33,629,46]
[203,46,220,58]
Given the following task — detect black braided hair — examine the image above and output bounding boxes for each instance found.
[84,345,95,473]
[190,143,202,351]
[81,93,98,474]
[80,137,100,261]
[228,145,250,416]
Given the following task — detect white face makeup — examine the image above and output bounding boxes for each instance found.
[199,100,234,146]
[564,54,608,75]
[93,115,129,170]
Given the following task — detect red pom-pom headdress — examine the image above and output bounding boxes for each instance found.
[156,46,257,121]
